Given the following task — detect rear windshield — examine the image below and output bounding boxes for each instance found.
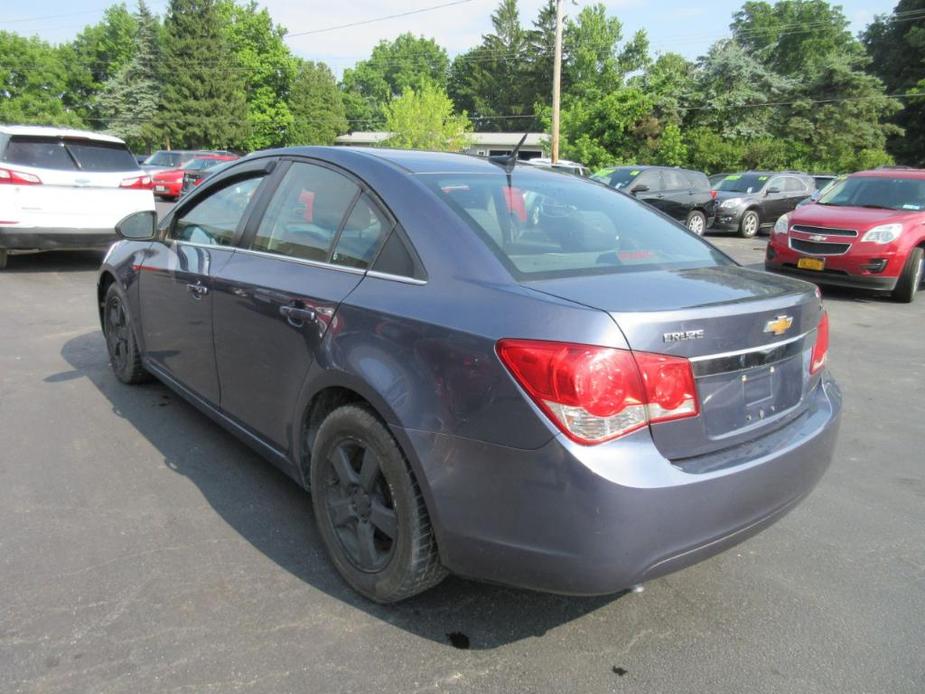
[422,170,731,280]
[144,151,187,167]
[2,136,138,172]
[818,176,925,211]
[715,174,769,194]
[185,158,223,171]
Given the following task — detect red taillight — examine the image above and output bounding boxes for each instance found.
[710,190,718,200]
[496,339,700,445]
[120,175,153,190]
[810,311,829,374]
[0,167,42,185]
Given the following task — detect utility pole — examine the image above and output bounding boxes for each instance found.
[550,0,564,164]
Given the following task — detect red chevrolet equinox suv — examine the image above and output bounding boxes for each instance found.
[766,168,925,302]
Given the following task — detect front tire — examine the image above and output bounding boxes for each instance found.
[103,283,150,384]
[310,405,447,603]
[739,210,760,238]
[892,247,924,303]
[685,210,707,235]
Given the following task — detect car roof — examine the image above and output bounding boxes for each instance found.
[276,146,512,175]
[852,167,925,180]
[0,124,125,144]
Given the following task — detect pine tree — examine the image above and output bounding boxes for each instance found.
[98,1,162,152]
[287,61,348,145]
[158,0,248,149]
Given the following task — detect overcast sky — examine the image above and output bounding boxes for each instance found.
[2,0,895,76]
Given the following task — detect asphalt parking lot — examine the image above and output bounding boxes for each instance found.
[1,234,923,693]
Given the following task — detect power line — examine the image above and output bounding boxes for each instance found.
[284,0,481,39]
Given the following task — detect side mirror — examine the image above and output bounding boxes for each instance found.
[631,184,650,195]
[766,186,781,195]
[115,210,157,241]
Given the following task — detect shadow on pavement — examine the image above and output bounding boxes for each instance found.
[55,329,619,650]
[2,251,105,273]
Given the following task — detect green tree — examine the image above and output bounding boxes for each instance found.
[342,34,449,128]
[158,0,249,149]
[287,61,348,145]
[97,1,163,152]
[219,0,298,150]
[383,82,471,151]
[864,0,925,165]
[448,0,534,131]
[0,32,83,127]
[62,4,138,124]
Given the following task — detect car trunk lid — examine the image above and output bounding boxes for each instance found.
[526,265,823,459]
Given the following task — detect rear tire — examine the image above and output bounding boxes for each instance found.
[310,405,447,603]
[739,210,760,238]
[892,247,924,303]
[102,283,150,384]
[685,210,707,235]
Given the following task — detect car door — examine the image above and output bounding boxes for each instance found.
[658,169,691,221]
[629,169,667,213]
[138,169,268,404]
[782,176,813,212]
[212,159,393,451]
[762,175,790,222]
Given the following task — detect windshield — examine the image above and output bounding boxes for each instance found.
[185,158,223,171]
[601,168,644,190]
[817,176,925,211]
[144,151,185,167]
[421,170,731,279]
[715,174,769,194]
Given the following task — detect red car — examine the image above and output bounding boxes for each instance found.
[152,154,237,200]
[766,168,925,303]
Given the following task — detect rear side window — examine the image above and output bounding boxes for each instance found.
[332,194,390,269]
[172,177,264,246]
[422,170,731,279]
[253,162,359,262]
[3,137,74,170]
[685,171,711,191]
[661,170,688,190]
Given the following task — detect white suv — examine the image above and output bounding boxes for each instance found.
[0,125,156,268]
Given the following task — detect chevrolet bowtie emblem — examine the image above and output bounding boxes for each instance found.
[764,315,794,336]
[808,234,827,242]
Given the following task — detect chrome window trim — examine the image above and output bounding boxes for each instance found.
[365,269,428,285]
[232,245,367,275]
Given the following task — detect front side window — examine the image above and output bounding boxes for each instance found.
[253,162,359,262]
[715,174,769,194]
[422,169,731,279]
[172,177,264,246]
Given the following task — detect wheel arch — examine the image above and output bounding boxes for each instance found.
[97,270,117,328]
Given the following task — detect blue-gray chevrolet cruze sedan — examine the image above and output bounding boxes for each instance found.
[98,147,842,603]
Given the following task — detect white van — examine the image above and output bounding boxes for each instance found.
[0,125,155,268]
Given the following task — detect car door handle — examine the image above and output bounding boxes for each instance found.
[186,281,209,298]
[279,304,316,327]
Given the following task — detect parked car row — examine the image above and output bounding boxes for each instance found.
[765,167,925,303]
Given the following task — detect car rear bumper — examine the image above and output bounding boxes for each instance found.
[0,227,117,252]
[395,374,841,595]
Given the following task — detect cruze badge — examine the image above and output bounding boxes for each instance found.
[663,329,705,343]
[764,315,794,336]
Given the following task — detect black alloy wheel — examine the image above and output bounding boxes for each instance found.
[319,438,397,572]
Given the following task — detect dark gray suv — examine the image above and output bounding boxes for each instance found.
[99,148,841,602]
[713,171,816,237]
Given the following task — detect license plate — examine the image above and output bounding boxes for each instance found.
[797,257,825,271]
[155,185,166,192]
